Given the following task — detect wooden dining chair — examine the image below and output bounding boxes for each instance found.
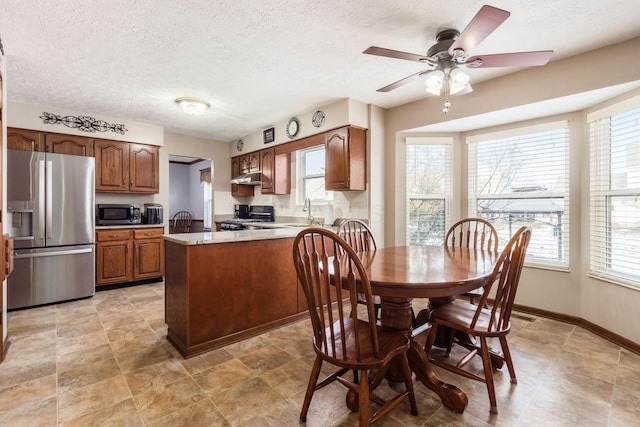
[425,226,531,414]
[293,228,418,426]
[171,210,192,233]
[445,218,499,304]
[337,219,381,320]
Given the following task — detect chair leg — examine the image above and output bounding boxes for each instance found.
[444,327,456,357]
[499,336,517,384]
[424,322,438,355]
[359,369,370,427]
[479,337,498,414]
[400,353,418,416]
[300,356,323,422]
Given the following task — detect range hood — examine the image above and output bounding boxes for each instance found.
[231,171,262,185]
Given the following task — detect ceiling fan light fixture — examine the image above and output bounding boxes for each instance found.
[425,69,444,95]
[449,67,470,95]
[175,97,210,115]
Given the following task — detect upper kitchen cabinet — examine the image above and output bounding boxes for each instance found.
[45,132,94,156]
[7,128,45,151]
[95,139,159,193]
[7,128,94,156]
[261,148,290,195]
[260,149,274,194]
[239,152,260,174]
[325,126,366,191]
[231,156,254,197]
[129,143,160,193]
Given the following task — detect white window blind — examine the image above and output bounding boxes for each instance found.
[406,139,452,245]
[589,105,640,287]
[468,122,570,268]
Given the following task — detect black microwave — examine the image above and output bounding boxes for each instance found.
[96,204,142,225]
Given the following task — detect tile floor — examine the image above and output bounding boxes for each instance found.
[1,282,639,426]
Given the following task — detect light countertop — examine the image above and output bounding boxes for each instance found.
[163,228,302,245]
[162,224,337,245]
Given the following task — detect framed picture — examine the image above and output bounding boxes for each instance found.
[263,127,275,144]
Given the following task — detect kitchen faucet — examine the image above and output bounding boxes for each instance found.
[303,198,314,225]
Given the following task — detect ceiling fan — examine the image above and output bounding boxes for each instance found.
[364,5,553,113]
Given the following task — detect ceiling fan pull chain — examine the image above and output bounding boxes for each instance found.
[442,72,451,114]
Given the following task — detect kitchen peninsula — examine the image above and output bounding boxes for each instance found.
[163,229,307,358]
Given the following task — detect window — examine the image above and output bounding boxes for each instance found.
[468,121,570,268]
[406,138,452,245]
[200,167,212,229]
[589,102,640,287]
[298,146,332,201]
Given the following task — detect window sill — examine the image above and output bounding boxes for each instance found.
[587,273,640,292]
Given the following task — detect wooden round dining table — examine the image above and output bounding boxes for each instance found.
[344,245,498,414]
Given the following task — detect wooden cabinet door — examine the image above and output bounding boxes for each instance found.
[133,238,165,279]
[45,133,94,156]
[95,139,129,192]
[260,149,274,194]
[96,240,132,285]
[7,128,45,152]
[325,126,366,191]
[325,128,350,190]
[274,152,291,195]
[239,155,250,174]
[129,144,159,193]
[248,152,260,173]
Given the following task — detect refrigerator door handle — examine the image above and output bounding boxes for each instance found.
[13,248,94,259]
[36,159,46,241]
[46,160,53,240]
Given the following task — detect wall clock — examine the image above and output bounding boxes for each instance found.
[236,139,244,152]
[312,110,325,127]
[286,117,300,139]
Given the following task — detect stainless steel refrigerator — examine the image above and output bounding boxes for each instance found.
[7,149,95,310]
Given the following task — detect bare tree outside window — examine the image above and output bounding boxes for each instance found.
[469,125,569,267]
[406,141,451,245]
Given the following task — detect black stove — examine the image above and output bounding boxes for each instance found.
[220,205,274,231]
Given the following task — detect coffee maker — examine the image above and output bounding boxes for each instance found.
[144,203,164,224]
[234,204,250,219]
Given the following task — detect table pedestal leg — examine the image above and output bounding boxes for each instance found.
[380,298,469,414]
[408,341,468,414]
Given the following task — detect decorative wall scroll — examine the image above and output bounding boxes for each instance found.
[39,112,128,134]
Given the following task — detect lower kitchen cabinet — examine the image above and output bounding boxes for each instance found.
[96,227,164,286]
[133,228,165,280]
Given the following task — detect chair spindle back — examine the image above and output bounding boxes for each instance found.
[293,228,380,362]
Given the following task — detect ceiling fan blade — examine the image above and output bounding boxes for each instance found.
[377,71,426,92]
[364,46,430,63]
[448,5,510,55]
[466,50,553,68]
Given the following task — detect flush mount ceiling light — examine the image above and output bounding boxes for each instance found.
[175,97,210,115]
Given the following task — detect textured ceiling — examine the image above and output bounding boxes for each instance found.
[1,1,640,142]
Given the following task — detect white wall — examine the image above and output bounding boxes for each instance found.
[383,36,640,344]
[169,163,190,217]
